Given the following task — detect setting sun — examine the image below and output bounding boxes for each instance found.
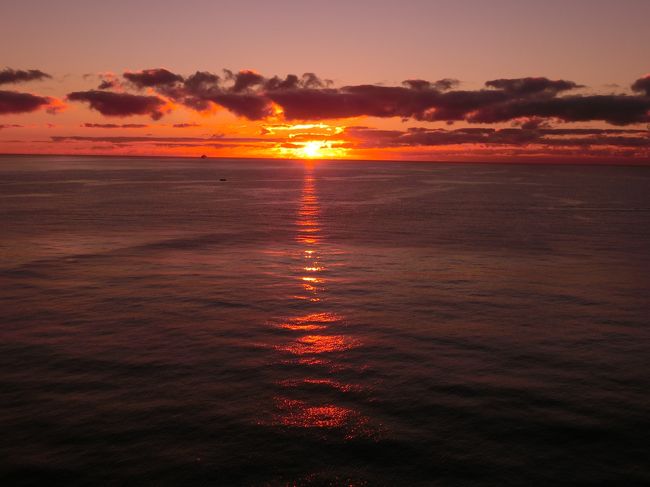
[280,140,350,160]
[300,141,324,158]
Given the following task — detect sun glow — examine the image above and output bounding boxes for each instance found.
[300,141,324,158]
[279,139,349,159]
[262,122,351,159]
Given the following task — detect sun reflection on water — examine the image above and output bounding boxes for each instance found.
[274,398,366,432]
[264,163,373,438]
[275,334,361,355]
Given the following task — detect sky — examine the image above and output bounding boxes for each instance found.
[1,0,649,162]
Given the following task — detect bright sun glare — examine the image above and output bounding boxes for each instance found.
[300,141,323,158]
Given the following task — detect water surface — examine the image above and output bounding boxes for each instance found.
[1,156,649,485]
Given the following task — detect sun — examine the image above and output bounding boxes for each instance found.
[300,141,323,158]
[274,138,350,160]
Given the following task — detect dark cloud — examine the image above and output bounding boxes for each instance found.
[52,135,208,143]
[184,71,220,91]
[205,93,274,119]
[83,123,149,128]
[123,68,184,88]
[403,78,459,91]
[485,77,582,95]
[67,90,167,119]
[301,72,329,89]
[0,68,51,85]
[402,79,432,90]
[265,73,327,91]
[51,135,277,144]
[433,78,460,91]
[144,70,332,118]
[0,90,60,114]
[169,71,221,110]
[266,77,649,125]
[417,89,511,121]
[514,117,551,130]
[268,85,440,120]
[98,79,117,90]
[263,77,583,121]
[0,124,23,129]
[182,71,220,96]
[467,95,650,125]
[231,70,265,92]
[70,69,650,126]
[631,75,650,96]
[266,84,511,122]
[172,123,201,128]
[264,75,296,91]
[343,126,649,152]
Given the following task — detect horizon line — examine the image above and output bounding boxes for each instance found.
[1,152,649,167]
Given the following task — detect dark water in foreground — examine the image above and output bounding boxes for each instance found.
[1,156,649,486]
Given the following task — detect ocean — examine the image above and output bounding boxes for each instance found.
[1,155,649,486]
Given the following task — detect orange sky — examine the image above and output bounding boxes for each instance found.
[1,1,649,163]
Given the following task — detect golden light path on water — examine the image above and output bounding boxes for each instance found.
[266,162,371,437]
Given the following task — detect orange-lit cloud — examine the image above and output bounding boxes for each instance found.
[0,90,64,115]
[1,66,649,162]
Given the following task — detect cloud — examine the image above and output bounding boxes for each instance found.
[345,126,649,150]
[0,124,23,129]
[170,71,221,110]
[83,123,149,128]
[268,85,439,120]
[206,92,274,119]
[264,76,650,125]
[433,78,460,91]
[300,72,330,89]
[0,68,51,85]
[52,135,209,143]
[264,74,298,90]
[91,72,123,90]
[182,71,220,96]
[484,77,582,95]
[123,69,333,119]
[229,69,265,92]
[631,75,650,96]
[68,69,650,126]
[42,125,649,160]
[513,117,551,130]
[67,90,167,119]
[123,68,184,88]
[50,134,278,145]
[466,94,650,125]
[98,79,117,90]
[403,78,459,91]
[172,123,201,128]
[0,90,63,114]
[267,83,505,121]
